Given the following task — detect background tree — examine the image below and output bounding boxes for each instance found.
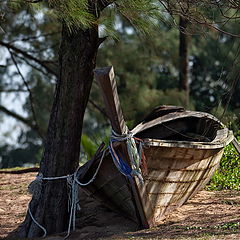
[179,16,190,106]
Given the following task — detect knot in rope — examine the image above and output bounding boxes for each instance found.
[28,173,43,198]
[109,129,144,184]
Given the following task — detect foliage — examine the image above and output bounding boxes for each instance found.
[190,22,240,113]
[0,2,59,168]
[210,105,239,133]
[81,134,98,160]
[0,0,240,169]
[0,129,43,168]
[43,0,164,36]
[80,121,111,163]
[207,139,240,191]
[213,221,240,231]
[96,17,192,127]
[0,143,42,168]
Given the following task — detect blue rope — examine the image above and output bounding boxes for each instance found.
[109,140,132,178]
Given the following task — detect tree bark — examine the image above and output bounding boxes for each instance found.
[179,16,190,107]
[18,22,99,238]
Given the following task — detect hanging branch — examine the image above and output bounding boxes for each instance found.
[220,71,240,121]
[0,88,28,93]
[13,52,57,81]
[8,49,44,139]
[159,0,240,37]
[0,104,41,134]
[0,40,58,76]
[88,98,108,119]
[10,31,60,43]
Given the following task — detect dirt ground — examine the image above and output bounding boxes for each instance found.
[0,172,240,240]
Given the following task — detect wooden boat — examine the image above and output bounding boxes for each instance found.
[78,67,233,229]
[132,108,233,226]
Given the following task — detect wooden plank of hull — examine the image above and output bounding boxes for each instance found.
[132,111,226,138]
[137,146,224,226]
[144,146,221,170]
[80,125,232,228]
[232,137,240,155]
[80,152,140,224]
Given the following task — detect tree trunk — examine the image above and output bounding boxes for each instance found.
[18,23,99,238]
[179,16,190,107]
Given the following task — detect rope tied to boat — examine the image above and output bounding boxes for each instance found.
[27,148,107,239]
[27,129,146,238]
[109,128,145,184]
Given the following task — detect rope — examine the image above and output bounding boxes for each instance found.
[109,129,144,184]
[28,204,47,238]
[27,149,106,239]
[65,149,106,239]
[27,129,145,238]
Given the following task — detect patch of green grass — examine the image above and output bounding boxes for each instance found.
[207,140,240,191]
[0,166,27,172]
[213,221,240,231]
[221,200,240,206]
[0,165,39,172]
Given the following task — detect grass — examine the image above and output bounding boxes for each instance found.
[0,165,39,174]
[0,166,29,172]
[206,139,240,191]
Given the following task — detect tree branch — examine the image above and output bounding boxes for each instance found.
[0,40,58,76]
[97,0,115,11]
[0,104,44,135]
[13,52,57,81]
[0,88,28,93]
[159,0,240,37]
[10,31,60,43]
[8,49,45,139]
[88,98,108,119]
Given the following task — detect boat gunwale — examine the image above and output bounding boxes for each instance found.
[131,110,233,150]
[142,130,233,149]
[132,111,225,134]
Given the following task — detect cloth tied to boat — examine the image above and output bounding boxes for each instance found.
[109,128,144,184]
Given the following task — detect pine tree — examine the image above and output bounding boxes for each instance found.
[17,0,161,237]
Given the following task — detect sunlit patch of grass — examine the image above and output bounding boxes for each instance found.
[0,166,27,172]
[0,165,39,172]
[207,142,240,191]
[213,221,240,231]
[221,199,240,206]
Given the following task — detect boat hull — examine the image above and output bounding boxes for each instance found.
[79,110,233,227]
[138,144,224,226]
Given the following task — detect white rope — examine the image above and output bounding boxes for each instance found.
[28,204,47,238]
[27,149,106,239]
[64,149,106,239]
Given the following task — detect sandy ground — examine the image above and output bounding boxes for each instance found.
[0,173,240,240]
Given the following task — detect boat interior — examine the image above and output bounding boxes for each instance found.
[135,116,222,142]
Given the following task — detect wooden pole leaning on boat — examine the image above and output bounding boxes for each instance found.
[94,66,149,229]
